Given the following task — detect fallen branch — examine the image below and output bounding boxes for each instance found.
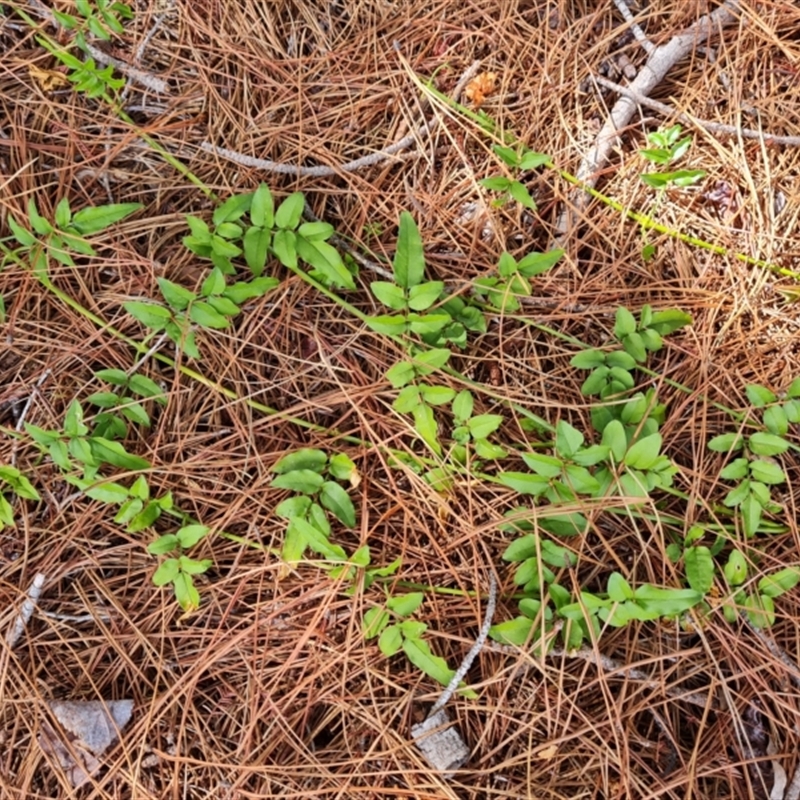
[5,572,46,649]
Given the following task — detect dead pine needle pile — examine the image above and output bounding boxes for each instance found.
[2,0,800,798]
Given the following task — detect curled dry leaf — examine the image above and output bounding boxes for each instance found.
[38,699,134,788]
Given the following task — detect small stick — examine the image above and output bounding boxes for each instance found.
[592,75,800,147]
[10,369,50,466]
[199,61,481,178]
[612,0,655,55]
[5,573,46,649]
[428,572,498,717]
[410,573,498,774]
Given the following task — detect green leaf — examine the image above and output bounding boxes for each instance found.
[270,469,326,494]
[502,533,537,562]
[622,331,647,362]
[411,348,451,373]
[749,459,786,485]
[412,403,440,454]
[402,638,456,688]
[418,385,455,406]
[275,495,312,519]
[363,607,391,638]
[70,203,141,234]
[215,222,243,240]
[408,281,444,311]
[370,281,407,310]
[7,215,37,247]
[147,533,179,555]
[408,313,451,335]
[173,572,201,612]
[84,481,130,503]
[614,307,637,339]
[378,624,404,656]
[64,400,89,438]
[319,481,356,527]
[452,390,474,422]
[0,468,40,501]
[297,221,334,241]
[222,276,279,304]
[176,524,210,549]
[178,555,213,575]
[386,361,416,389]
[519,150,551,170]
[297,237,355,290]
[746,384,777,407]
[49,440,72,470]
[649,309,692,335]
[399,619,427,639]
[467,414,503,439]
[124,301,172,329]
[272,229,297,268]
[54,197,72,229]
[274,192,305,229]
[632,585,702,616]
[497,472,549,497]
[213,192,253,225]
[540,539,576,567]
[538,512,588,537]
[720,458,749,481]
[157,278,195,311]
[189,301,230,329]
[748,432,790,457]
[763,405,789,437]
[563,465,600,495]
[555,420,584,458]
[366,314,407,335]
[724,550,747,585]
[785,377,800,399]
[27,198,52,235]
[287,516,339,560]
[489,616,536,646]
[480,176,512,191]
[708,432,744,453]
[128,375,165,402]
[127,501,162,532]
[521,452,562,478]
[570,349,606,369]
[250,183,274,228]
[387,592,424,617]
[508,180,536,209]
[274,449,328,474]
[580,367,610,396]
[599,419,626,462]
[86,437,150,471]
[152,558,180,586]
[571,444,610,466]
[746,592,775,628]
[607,572,634,602]
[684,546,715,594]
[623,433,663,470]
[242,226,272,277]
[68,437,95,466]
[393,211,425,289]
[758,567,800,598]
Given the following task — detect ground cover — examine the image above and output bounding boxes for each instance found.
[2,1,800,797]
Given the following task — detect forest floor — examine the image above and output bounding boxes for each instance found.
[3,1,800,798]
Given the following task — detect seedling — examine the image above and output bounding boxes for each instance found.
[480,144,550,209]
